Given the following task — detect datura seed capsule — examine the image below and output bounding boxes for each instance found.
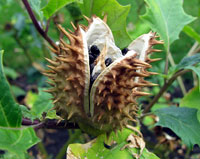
[44,15,163,135]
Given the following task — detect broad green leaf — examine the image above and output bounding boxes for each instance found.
[0,51,22,127]
[176,54,200,71]
[180,87,200,122]
[42,0,76,19]
[141,0,196,51]
[154,106,200,149]
[31,88,53,119]
[0,127,40,159]
[151,103,169,112]
[183,25,200,43]
[80,0,132,48]
[0,51,40,158]
[29,0,43,20]
[68,128,159,159]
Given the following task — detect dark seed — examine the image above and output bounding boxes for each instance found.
[105,58,113,67]
[121,48,129,56]
[90,45,100,57]
[89,45,100,65]
[89,54,95,64]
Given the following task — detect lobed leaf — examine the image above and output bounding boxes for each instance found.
[0,127,40,158]
[176,54,200,71]
[42,0,76,19]
[80,0,132,48]
[141,0,196,51]
[184,65,200,88]
[30,88,53,119]
[67,128,159,159]
[180,86,200,122]
[0,51,40,158]
[154,106,200,149]
[0,51,22,127]
[29,0,43,21]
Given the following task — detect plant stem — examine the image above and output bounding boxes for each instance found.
[22,0,58,50]
[143,69,190,114]
[55,130,82,159]
[37,142,48,159]
[22,118,79,129]
[168,52,187,95]
[187,41,199,56]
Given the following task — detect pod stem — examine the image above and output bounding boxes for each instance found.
[143,69,190,114]
[22,0,58,50]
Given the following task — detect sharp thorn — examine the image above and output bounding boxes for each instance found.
[133,91,151,96]
[147,49,162,54]
[48,46,59,55]
[83,15,91,22]
[103,14,107,22]
[45,58,59,66]
[70,22,77,30]
[67,111,74,120]
[148,58,162,63]
[53,96,61,104]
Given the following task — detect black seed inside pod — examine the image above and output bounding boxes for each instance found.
[105,58,113,67]
[121,48,129,56]
[89,45,101,89]
[89,45,100,64]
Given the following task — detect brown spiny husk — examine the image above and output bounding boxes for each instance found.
[44,15,163,134]
[44,24,88,121]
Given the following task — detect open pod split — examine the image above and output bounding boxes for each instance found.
[44,15,163,135]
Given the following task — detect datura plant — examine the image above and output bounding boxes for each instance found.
[44,15,163,135]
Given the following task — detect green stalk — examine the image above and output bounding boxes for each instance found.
[55,130,82,159]
[37,142,48,159]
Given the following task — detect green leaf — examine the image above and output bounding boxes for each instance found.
[46,110,63,120]
[154,106,200,149]
[19,105,35,121]
[185,65,200,88]
[141,0,196,51]
[25,91,38,108]
[180,86,200,122]
[4,66,19,80]
[11,85,26,97]
[42,0,76,19]
[0,127,40,158]
[80,0,132,48]
[68,128,159,159]
[30,88,53,119]
[183,25,200,43]
[0,51,22,127]
[29,0,43,20]
[176,54,200,71]
[0,51,40,158]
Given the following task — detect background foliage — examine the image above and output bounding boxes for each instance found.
[0,0,200,158]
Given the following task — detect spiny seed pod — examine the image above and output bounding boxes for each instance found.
[44,15,163,135]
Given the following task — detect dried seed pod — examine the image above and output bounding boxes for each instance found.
[44,15,163,134]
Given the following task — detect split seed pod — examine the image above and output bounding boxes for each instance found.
[44,15,163,135]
